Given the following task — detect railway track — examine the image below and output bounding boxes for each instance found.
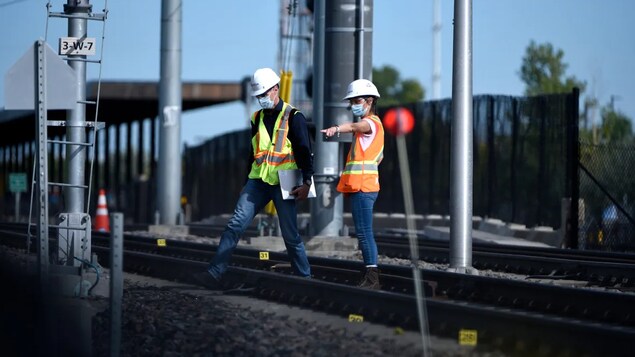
[133,222,635,289]
[1,222,634,356]
[374,231,635,289]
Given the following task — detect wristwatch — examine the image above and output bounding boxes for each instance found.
[303,178,312,187]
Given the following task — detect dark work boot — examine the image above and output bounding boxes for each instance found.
[192,271,224,290]
[358,267,381,290]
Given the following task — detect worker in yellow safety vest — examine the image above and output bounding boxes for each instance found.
[193,68,314,289]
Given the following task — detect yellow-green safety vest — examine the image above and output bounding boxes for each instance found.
[248,103,299,185]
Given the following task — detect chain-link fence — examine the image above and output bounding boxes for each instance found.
[579,142,635,251]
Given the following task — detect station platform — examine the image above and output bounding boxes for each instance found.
[181,212,564,250]
[147,223,360,258]
[422,226,553,247]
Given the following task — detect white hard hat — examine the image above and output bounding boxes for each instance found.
[343,79,380,100]
[250,68,280,96]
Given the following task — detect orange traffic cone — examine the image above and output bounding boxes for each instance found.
[95,189,110,232]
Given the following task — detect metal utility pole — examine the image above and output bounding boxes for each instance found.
[59,0,94,269]
[157,0,183,225]
[355,0,365,79]
[310,0,342,237]
[432,0,442,99]
[448,0,477,274]
[64,0,90,217]
[310,0,330,232]
[311,0,373,236]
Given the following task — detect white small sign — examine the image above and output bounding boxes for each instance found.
[163,106,180,127]
[59,37,96,56]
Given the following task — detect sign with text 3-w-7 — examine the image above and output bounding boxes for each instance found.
[59,37,96,56]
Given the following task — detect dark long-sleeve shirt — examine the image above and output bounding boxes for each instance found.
[249,99,314,182]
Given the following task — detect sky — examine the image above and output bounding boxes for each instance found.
[1,0,634,146]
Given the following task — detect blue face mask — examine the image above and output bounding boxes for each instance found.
[351,103,366,117]
[258,95,274,109]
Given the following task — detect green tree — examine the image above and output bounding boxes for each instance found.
[372,65,425,106]
[519,41,586,96]
[600,106,633,143]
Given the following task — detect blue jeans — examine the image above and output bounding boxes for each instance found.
[350,191,378,266]
[207,179,311,279]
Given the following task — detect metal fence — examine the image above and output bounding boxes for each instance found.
[375,92,579,232]
[183,129,253,219]
[579,142,635,251]
[183,91,579,237]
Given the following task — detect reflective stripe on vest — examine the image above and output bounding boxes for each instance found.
[248,103,299,185]
[337,115,384,193]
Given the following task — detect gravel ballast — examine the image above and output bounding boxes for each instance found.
[90,277,502,357]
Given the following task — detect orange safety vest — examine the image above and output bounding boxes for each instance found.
[337,115,384,193]
[248,103,299,185]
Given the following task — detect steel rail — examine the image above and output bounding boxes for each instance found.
[87,231,635,328]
